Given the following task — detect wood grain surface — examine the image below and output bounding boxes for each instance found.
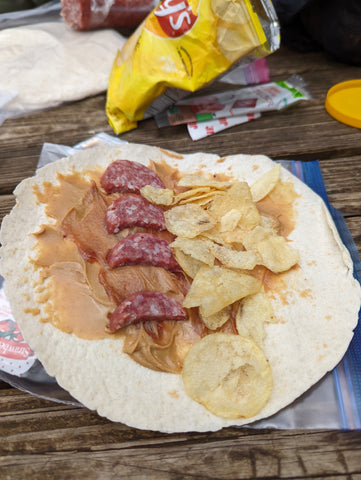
[1,44,361,479]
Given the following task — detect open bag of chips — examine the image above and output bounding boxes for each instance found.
[106,0,280,133]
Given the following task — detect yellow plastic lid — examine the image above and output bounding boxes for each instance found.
[325,79,361,129]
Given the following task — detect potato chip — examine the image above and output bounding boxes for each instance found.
[182,265,261,317]
[185,195,219,207]
[242,225,273,251]
[256,236,300,273]
[172,248,204,279]
[182,333,273,418]
[211,244,260,270]
[171,237,215,266]
[164,204,215,238]
[208,182,261,229]
[259,215,281,235]
[219,208,243,232]
[174,187,213,202]
[178,174,230,189]
[200,228,228,245]
[220,228,250,246]
[200,306,232,330]
[250,164,281,202]
[140,185,174,206]
[236,292,275,346]
[178,190,225,206]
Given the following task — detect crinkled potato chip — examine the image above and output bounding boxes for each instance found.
[178,190,225,206]
[208,182,261,230]
[250,164,281,203]
[178,174,230,189]
[242,225,273,251]
[220,228,250,246]
[200,305,232,330]
[173,248,204,279]
[171,237,215,266]
[164,204,215,238]
[211,243,260,270]
[236,292,275,346]
[201,228,228,245]
[182,333,273,418]
[219,208,243,232]
[174,187,213,202]
[140,185,174,206]
[186,195,219,207]
[259,215,281,236]
[182,265,261,317]
[256,235,300,273]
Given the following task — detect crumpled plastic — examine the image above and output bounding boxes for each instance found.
[0,0,61,29]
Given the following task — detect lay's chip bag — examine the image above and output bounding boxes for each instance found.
[106,0,280,134]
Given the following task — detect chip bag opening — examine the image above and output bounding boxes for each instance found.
[106,0,280,134]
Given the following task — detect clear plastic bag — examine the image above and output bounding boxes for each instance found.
[0,0,61,28]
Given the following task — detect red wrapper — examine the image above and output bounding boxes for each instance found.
[61,0,157,30]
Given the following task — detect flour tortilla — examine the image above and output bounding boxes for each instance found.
[0,143,360,433]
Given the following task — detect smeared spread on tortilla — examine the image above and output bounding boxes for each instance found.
[30,157,297,379]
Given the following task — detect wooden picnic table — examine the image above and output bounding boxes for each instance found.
[0,44,361,479]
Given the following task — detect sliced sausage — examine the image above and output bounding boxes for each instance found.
[105,194,166,234]
[108,291,188,331]
[107,232,181,272]
[101,159,165,194]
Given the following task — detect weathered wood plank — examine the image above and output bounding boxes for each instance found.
[0,388,361,480]
[0,195,15,225]
[0,427,361,479]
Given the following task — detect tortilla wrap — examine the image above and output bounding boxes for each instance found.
[0,143,360,432]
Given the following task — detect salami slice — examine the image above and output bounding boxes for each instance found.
[100,159,165,194]
[105,194,166,234]
[107,232,181,272]
[108,291,188,331]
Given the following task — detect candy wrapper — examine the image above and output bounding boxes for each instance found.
[156,74,311,140]
[106,0,280,134]
[187,112,261,141]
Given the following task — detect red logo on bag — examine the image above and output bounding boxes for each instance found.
[153,0,198,38]
[0,319,33,360]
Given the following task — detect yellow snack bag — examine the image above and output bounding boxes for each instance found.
[106,0,280,134]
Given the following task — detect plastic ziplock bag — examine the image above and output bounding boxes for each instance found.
[0,0,61,29]
[0,133,361,429]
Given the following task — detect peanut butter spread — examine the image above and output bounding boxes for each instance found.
[31,162,297,374]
